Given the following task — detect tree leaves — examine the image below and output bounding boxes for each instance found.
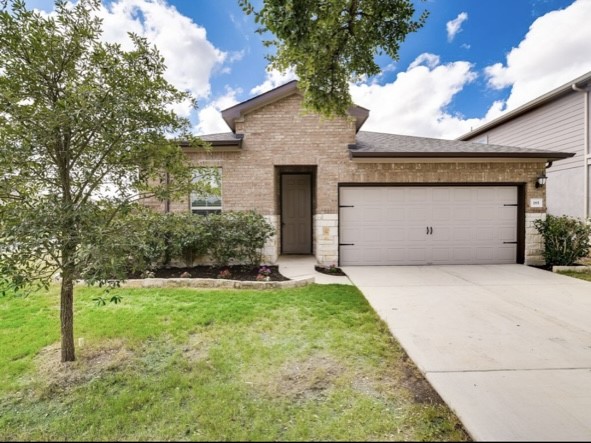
[0,0,209,294]
[240,0,427,115]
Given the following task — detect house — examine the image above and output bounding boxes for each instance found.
[458,71,591,220]
[144,81,573,266]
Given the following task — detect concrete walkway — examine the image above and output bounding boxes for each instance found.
[343,264,591,441]
[277,255,352,285]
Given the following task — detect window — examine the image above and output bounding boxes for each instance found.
[191,167,222,215]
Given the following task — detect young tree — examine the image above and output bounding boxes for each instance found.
[0,0,206,362]
[240,0,428,115]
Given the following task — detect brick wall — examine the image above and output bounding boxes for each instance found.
[144,92,548,265]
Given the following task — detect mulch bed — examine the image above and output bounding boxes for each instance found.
[314,265,347,276]
[129,265,290,282]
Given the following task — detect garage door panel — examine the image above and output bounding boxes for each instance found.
[451,227,475,241]
[432,188,451,202]
[453,206,474,221]
[407,188,430,201]
[384,207,405,221]
[407,227,430,241]
[496,187,519,202]
[499,207,518,221]
[452,188,474,202]
[431,248,451,262]
[340,186,518,266]
[405,248,428,263]
[496,246,517,262]
[451,247,474,262]
[498,226,517,241]
[406,207,430,221]
[432,207,452,222]
[476,206,497,221]
[476,227,496,241]
[362,207,386,221]
[475,247,495,261]
[385,187,407,202]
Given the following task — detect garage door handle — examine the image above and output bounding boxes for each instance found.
[503,241,517,244]
[426,227,433,235]
[430,227,433,235]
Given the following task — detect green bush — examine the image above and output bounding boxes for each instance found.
[533,215,591,266]
[75,208,274,282]
[206,211,275,267]
[163,213,212,267]
[128,209,274,269]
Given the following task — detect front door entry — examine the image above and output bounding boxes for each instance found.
[281,174,312,254]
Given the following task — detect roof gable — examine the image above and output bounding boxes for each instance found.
[221,80,369,133]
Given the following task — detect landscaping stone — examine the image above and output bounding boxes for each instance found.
[119,276,314,290]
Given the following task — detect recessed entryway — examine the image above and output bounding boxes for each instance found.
[339,185,524,266]
[281,173,312,254]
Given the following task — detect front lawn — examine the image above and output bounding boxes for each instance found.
[0,284,468,441]
[557,271,591,282]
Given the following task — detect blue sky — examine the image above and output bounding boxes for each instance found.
[25,0,591,138]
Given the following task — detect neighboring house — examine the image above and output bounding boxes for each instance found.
[458,71,591,220]
[144,81,572,266]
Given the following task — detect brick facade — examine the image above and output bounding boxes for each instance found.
[144,91,548,265]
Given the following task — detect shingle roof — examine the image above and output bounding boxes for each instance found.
[199,132,242,143]
[351,131,574,160]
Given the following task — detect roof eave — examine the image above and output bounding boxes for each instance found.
[178,136,243,150]
[349,150,575,161]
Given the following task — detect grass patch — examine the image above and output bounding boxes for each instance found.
[557,271,591,282]
[0,284,469,441]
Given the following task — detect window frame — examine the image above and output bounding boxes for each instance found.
[190,167,222,215]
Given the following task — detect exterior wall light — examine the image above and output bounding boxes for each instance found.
[535,174,547,188]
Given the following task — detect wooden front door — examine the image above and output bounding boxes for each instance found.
[281,174,312,254]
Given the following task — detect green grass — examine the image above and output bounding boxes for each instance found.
[0,284,469,441]
[557,271,591,282]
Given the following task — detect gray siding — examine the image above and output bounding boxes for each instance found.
[547,167,584,219]
[464,91,587,218]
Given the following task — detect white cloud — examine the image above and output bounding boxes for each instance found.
[484,0,591,112]
[350,53,482,139]
[250,67,298,95]
[33,0,227,118]
[98,0,226,111]
[195,87,241,135]
[408,53,440,70]
[446,12,468,42]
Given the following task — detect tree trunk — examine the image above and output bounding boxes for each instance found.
[60,270,76,362]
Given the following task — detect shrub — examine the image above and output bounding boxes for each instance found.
[533,215,591,266]
[206,211,275,267]
[88,209,275,273]
[164,213,212,267]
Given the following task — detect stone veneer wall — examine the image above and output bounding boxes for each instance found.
[525,213,546,265]
[143,92,549,266]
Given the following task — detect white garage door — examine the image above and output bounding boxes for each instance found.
[340,186,518,266]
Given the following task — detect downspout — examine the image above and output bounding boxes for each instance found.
[572,83,589,219]
[165,172,171,213]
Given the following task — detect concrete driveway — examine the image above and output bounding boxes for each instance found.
[342,264,591,441]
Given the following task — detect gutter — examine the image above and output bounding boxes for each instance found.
[572,83,590,219]
[348,150,575,161]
